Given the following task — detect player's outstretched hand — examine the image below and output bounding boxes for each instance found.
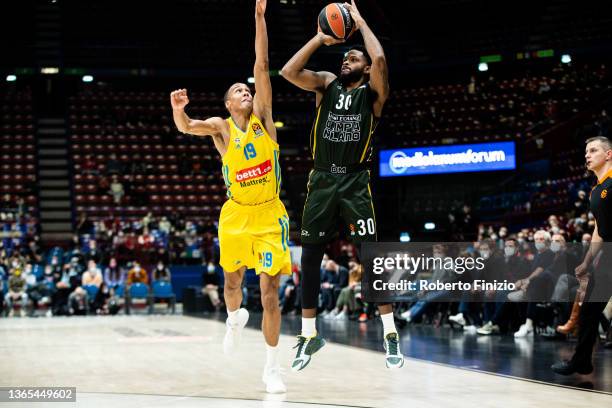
[255,0,266,15]
[170,89,189,110]
[343,0,365,30]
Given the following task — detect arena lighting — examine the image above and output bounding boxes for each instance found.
[247,77,255,84]
[399,232,411,242]
[561,54,572,64]
[274,121,284,128]
[424,222,436,231]
[478,62,488,72]
[82,75,94,83]
[40,67,59,74]
[6,75,16,82]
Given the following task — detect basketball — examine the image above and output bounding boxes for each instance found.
[318,3,354,40]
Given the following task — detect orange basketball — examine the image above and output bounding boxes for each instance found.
[318,3,354,40]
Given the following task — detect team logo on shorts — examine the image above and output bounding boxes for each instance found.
[602,189,608,199]
[252,123,264,138]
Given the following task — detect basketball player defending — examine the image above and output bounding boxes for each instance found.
[170,0,290,393]
[281,0,404,370]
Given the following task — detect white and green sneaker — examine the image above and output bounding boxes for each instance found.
[383,332,404,369]
[291,333,326,372]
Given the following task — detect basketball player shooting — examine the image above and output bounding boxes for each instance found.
[280,0,404,370]
[170,0,290,393]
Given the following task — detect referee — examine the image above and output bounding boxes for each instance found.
[552,136,612,375]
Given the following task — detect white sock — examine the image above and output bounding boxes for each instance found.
[265,343,280,368]
[380,312,397,336]
[525,318,533,329]
[301,317,316,337]
[227,308,239,325]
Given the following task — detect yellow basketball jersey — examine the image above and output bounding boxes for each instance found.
[221,114,281,206]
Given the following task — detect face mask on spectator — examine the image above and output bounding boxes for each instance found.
[517,238,525,244]
[550,242,562,253]
[582,240,590,248]
[157,264,164,270]
[551,226,560,234]
[504,247,516,257]
[207,264,216,274]
[480,250,490,259]
[134,266,141,272]
[535,242,546,251]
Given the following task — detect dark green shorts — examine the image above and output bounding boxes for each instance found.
[300,169,377,244]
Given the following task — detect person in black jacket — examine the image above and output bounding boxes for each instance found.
[477,238,531,335]
[319,260,348,314]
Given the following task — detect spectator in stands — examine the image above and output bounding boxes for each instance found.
[82,155,98,176]
[279,264,300,314]
[105,153,123,175]
[91,282,112,315]
[76,213,94,236]
[152,260,171,282]
[84,239,102,263]
[574,190,588,214]
[4,268,28,317]
[26,270,52,317]
[202,261,221,311]
[325,260,362,320]
[319,260,348,315]
[467,75,477,95]
[109,175,124,205]
[450,240,498,330]
[97,175,110,195]
[82,260,103,288]
[68,287,88,315]
[103,257,124,289]
[508,230,555,337]
[126,261,148,286]
[401,244,458,322]
[477,238,531,335]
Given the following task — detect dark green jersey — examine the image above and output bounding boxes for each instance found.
[310,78,378,172]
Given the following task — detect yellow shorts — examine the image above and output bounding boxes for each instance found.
[218,198,292,276]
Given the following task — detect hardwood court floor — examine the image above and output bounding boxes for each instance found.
[1,315,610,407]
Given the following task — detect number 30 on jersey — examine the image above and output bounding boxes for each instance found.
[335,94,352,110]
[357,218,375,236]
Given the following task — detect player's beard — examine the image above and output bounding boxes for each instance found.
[339,68,364,86]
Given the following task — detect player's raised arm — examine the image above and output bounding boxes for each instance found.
[253,0,273,123]
[280,31,339,100]
[344,0,389,115]
[170,89,224,137]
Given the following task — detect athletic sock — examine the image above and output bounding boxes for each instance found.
[227,308,239,326]
[265,343,280,368]
[301,317,316,338]
[380,312,397,337]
